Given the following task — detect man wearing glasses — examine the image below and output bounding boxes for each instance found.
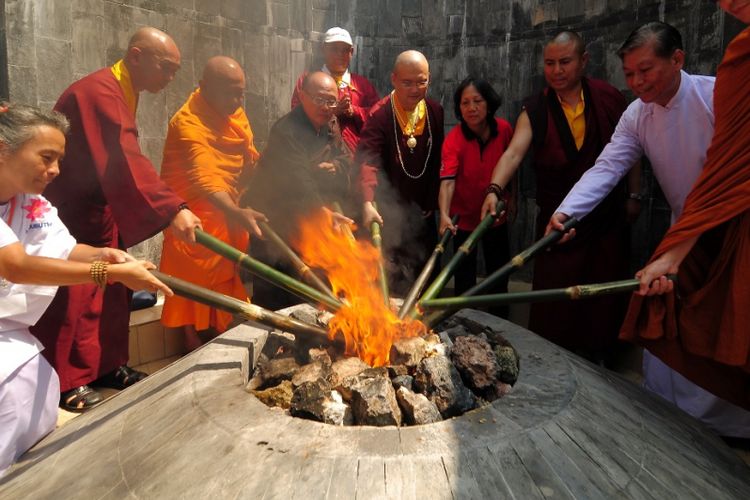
[356,50,444,294]
[291,27,379,153]
[242,72,353,310]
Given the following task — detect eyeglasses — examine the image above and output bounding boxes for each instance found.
[309,95,338,108]
[398,79,429,90]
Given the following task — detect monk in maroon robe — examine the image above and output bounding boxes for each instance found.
[31,27,201,411]
[481,32,639,363]
[356,50,443,295]
[623,11,750,411]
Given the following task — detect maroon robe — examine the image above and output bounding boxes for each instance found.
[356,95,444,294]
[525,78,630,358]
[31,67,184,392]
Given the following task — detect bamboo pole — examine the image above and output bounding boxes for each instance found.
[422,216,579,328]
[194,228,343,312]
[151,270,339,343]
[419,276,676,312]
[410,200,506,319]
[257,220,338,302]
[368,202,390,306]
[397,214,459,319]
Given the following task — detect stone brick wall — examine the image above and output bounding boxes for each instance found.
[1,0,742,271]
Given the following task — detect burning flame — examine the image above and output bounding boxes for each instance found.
[296,209,426,366]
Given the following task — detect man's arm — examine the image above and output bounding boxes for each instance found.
[480,110,533,219]
[355,107,387,225]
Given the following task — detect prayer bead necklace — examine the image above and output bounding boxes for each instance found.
[391,98,433,180]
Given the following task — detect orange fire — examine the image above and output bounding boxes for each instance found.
[296,209,427,366]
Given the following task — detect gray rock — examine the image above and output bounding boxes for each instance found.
[391,375,414,391]
[329,357,370,387]
[258,357,300,387]
[252,380,294,409]
[387,365,408,377]
[414,355,476,418]
[494,345,520,385]
[335,367,388,402]
[261,331,297,359]
[292,361,331,388]
[351,376,402,426]
[450,335,499,394]
[290,378,332,422]
[389,337,427,368]
[323,391,353,426]
[396,387,442,425]
[308,347,332,367]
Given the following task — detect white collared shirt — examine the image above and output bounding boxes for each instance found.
[557,71,716,222]
[0,194,76,382]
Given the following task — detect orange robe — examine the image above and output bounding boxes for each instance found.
[159,89,259,332]
[620,28,750,410]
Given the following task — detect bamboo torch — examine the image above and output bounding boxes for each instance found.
[194,229,343,312]
[151,270,339,344]
[397,214,459,319]
[422,216,578,328]
[369,202,390,306]
[410,200,506,319]
[419,276,676,313]
[257,220,338,303]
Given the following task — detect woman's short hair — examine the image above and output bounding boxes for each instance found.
[0,101,69,153]
[453,76,502,125]
[617,22,683,61]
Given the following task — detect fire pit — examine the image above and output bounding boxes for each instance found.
[2,308,749,498]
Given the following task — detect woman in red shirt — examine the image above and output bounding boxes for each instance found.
[438,77,513,315]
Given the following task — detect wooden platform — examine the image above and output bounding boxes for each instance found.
[2,309,749,499]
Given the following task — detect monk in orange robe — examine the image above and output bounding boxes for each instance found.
[622,4,750,411]
[160,56,266,350]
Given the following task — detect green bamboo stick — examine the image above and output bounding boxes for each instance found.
[194,228,343,312]
[369,202,390,306]
[398,214,459,319]
[410,200,506,319]
[423,216,579,328]
[420,275,676,312]
[151,270,338,343]
[258,220,338,303]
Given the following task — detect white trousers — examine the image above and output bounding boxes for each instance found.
[643,350,750,438]
[0,352,59,477]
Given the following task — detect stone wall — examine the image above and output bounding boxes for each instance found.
[1,0,742,271]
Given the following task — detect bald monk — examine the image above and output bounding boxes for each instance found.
[242,71,353,310]
[479,32,636,364]
[160,56,266,350]
[356,50,444,294]
[31,27,201,412]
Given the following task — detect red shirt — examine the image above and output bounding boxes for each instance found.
[440,117,513,230]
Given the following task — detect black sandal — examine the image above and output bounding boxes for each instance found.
[95,365,147,390]
[60,385,103,412]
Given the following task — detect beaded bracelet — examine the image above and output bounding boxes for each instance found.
[484,183,508,199]
[90,260,108,289]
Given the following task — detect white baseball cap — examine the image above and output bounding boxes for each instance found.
[324,27,353,46]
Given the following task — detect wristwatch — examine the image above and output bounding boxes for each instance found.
[628,193,643,201]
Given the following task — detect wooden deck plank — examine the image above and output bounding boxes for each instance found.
[324,456,359,500]
[508,434,576,499]
[354,457,387,500]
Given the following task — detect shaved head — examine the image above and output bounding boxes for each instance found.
[391,50,430,111]
[393,50,429,74]
[200,56,246,116]
[125,27,181,93]
[546,31,586,56]
[300,71,338,129]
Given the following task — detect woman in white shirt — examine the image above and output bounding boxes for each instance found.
[0,102,172,476]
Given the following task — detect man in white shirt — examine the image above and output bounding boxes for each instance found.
[548,21,750,438]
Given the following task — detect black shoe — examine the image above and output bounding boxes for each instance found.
[60,385,103,412]
[95,365,147,390]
